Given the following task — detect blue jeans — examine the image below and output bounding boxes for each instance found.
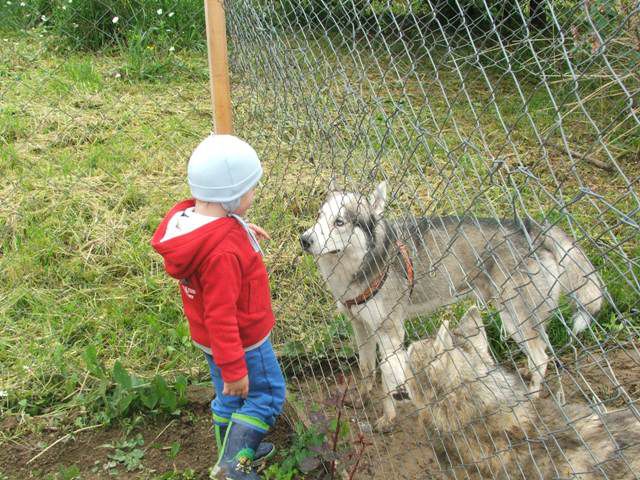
[205,339,286,432]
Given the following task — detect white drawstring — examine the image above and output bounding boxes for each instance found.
[227,213,263,255]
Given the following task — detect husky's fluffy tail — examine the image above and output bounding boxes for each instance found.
[544,226,605,333]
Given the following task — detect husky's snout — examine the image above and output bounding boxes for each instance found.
[300,232,314,251]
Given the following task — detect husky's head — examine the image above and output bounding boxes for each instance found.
[408,308,530,446]
[300,181,387,257]
[407,307,494,408]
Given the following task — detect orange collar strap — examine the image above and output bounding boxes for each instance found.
[344,240,414,309]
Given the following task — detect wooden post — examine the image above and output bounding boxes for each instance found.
[204,0,233,134]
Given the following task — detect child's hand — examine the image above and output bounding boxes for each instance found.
[223,375,249,398]
[248,223,271,242]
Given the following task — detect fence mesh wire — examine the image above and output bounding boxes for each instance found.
[224,0,640,477]
[1,0,639,478]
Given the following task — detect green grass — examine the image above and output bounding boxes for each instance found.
[1,8,639,443]
[0,0,205,52]
[0,32,210,425]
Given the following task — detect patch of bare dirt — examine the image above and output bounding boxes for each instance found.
[0,386,293,480]
[288,345,640,480]
[553,344,640,408]
[288,373,440,480]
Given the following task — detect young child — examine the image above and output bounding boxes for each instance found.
[151,134,286,479]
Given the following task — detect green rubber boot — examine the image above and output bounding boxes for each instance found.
[215,423,275,466]
[211,418,270,479]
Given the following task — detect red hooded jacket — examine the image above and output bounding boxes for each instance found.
[151,200,275,382]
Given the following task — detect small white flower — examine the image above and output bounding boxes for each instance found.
[156,8,162,15]
[20,1,25,5]
[0,390,7,398]
[112,16,119,24]
[169,46,175,52]
[114,72,121,78]
[73,22,78,27]
[168,11,174,17]
[2,38,8,42]
[62,4,66,9]
[68,0,72,3]
[6,2,12,6]
[40,14,47,21]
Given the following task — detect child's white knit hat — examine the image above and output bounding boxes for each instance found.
[187,134,263,204]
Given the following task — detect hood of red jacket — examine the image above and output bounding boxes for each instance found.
[150,199,239,279]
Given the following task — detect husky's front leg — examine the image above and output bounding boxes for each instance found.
[351,314,377,398]
[375,322,408,433]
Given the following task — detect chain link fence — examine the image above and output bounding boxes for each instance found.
[1,0,639,478]
[224,0,640,477]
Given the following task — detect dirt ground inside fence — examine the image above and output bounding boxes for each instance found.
[552,344,640,408]
[288,369,443,480]
[288,343,640,480]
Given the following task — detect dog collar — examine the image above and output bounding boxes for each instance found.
[343,240,414,309]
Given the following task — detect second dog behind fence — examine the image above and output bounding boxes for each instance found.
[407,307,640,479]
[301,181,605,431]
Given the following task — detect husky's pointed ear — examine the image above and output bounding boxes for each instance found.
[433,320,453,355]
[369,181,387,216]
[458,307,489,355]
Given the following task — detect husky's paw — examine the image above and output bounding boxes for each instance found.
[374,415,394,434]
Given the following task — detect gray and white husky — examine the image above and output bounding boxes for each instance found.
[300,181,604,431]
[407,307,639,479]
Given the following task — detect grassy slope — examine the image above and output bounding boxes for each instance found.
[1,24,638,437]
[1,31,211,420]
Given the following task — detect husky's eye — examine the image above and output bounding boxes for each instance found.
[334,218,345,227]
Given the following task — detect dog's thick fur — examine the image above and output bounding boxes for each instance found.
[301,182,604,430]
[407,307,640,479]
